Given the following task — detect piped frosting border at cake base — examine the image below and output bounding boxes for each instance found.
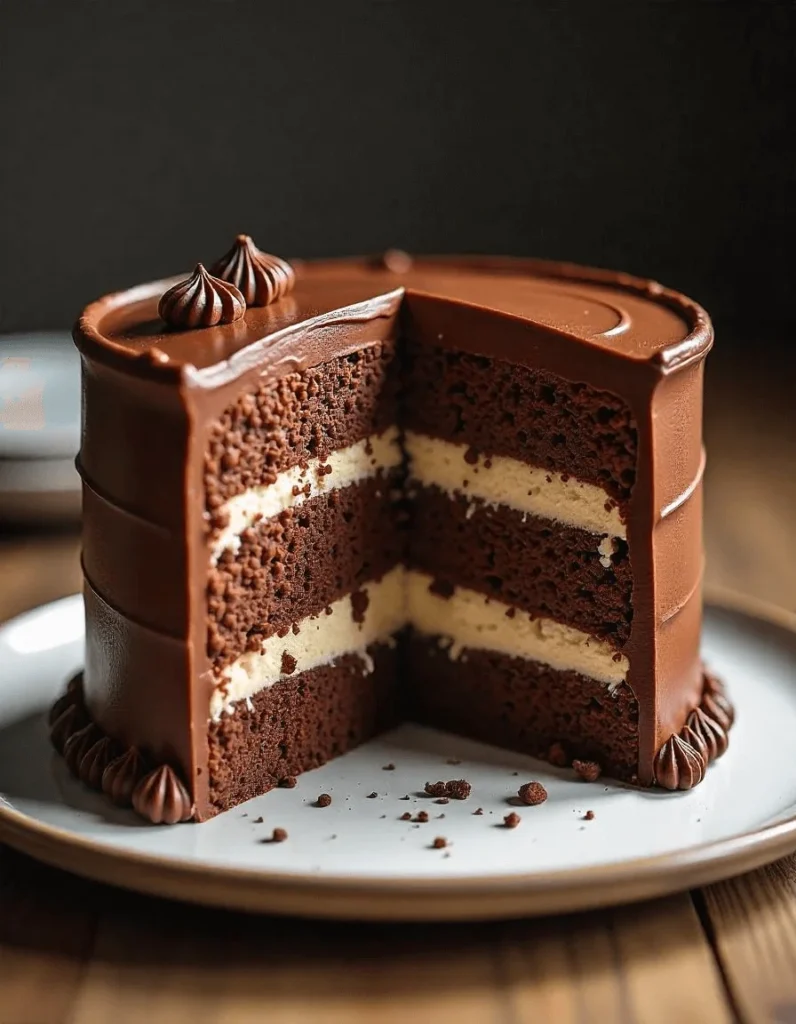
[652,671,734,790]
[49,673,195,824]
[48,666,734,824]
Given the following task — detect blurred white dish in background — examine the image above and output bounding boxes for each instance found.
[0,332,80,460]
[0,332,81,522]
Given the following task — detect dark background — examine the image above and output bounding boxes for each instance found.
[0,1,794,349]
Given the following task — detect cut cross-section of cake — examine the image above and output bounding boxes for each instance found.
[59,245,733,823]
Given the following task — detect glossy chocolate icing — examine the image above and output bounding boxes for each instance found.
[74,254,714,819]
[158,264,246,329]
[210,235,296,307]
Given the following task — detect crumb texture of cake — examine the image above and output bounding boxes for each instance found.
[204,342,400,514]
[402,342,638,503]
[407,636,639,780]
[208,645,401,814]
[72,252,723,822]
[201,344,639,811]
[207,474,405,671]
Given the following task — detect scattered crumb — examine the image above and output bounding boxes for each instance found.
[432,837,448,849]
[399,794,410,801]
[316,793,332,808]
[572,760,602,783]
[503,812,521,829]
[437,813,446,819]
[253,816,264,824]
[446,758,462,766]
[584,810,595,821]
[473,807,484,816]
[279,776,297,789]
[434,797,450,805]
[518,782,548,806]
[400,812,412,821]
[367,792,378,799]
[511,771,519,777]
[415,811,429,823]
[424,779,472,800]
[547,742,568,768]
[330,834,337,839]
[270,827,288,843]
[241,813,248,818]
[382,763,396,771]
[379,814,386,819]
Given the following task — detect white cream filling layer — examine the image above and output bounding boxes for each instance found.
[211,427,403,562]
[212,430,626,567]
[211,568,628,718]
[406,570,628,688]
[404,431,626,539]
[211,567,407,720]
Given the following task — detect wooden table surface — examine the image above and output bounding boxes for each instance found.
[1,348,794,1024]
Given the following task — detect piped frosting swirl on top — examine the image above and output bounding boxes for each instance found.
[158,264,246,329]
[210,234,295,307]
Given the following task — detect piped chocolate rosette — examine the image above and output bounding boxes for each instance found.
[653,671,735,790]
[49,674,194,824]
[210,234,295,307]
[158,264,246,329]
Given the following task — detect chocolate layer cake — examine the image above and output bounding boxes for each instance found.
[53,239,734,823]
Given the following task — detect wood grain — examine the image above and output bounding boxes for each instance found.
[498,897,731,1023]
[701,863,796,1024]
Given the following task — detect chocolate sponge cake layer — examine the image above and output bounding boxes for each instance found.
[407,635,639,781]
[408,485,632,647]
[207,643,401,816]
[208,474,405,670]
[205,340,400,521]
[403,340,637,505]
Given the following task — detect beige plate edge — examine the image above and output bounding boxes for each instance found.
[1,584,795,922]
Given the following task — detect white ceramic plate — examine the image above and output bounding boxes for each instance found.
[1,592,795,921]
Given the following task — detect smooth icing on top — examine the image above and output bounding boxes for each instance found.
[75,255,711,387]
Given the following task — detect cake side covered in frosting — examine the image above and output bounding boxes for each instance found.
[60,248,725,822]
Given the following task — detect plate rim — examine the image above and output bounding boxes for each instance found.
[1,585,795,921]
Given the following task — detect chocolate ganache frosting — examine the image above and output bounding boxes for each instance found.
[158,264,246,329]
[72,249,721,820]
[210,234,295,306]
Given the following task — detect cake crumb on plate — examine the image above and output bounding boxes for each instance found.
[518,781,548,806]
[572,760,602,783]
[424,780,471,800]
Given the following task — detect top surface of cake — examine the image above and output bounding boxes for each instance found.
[75,255,710,385]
